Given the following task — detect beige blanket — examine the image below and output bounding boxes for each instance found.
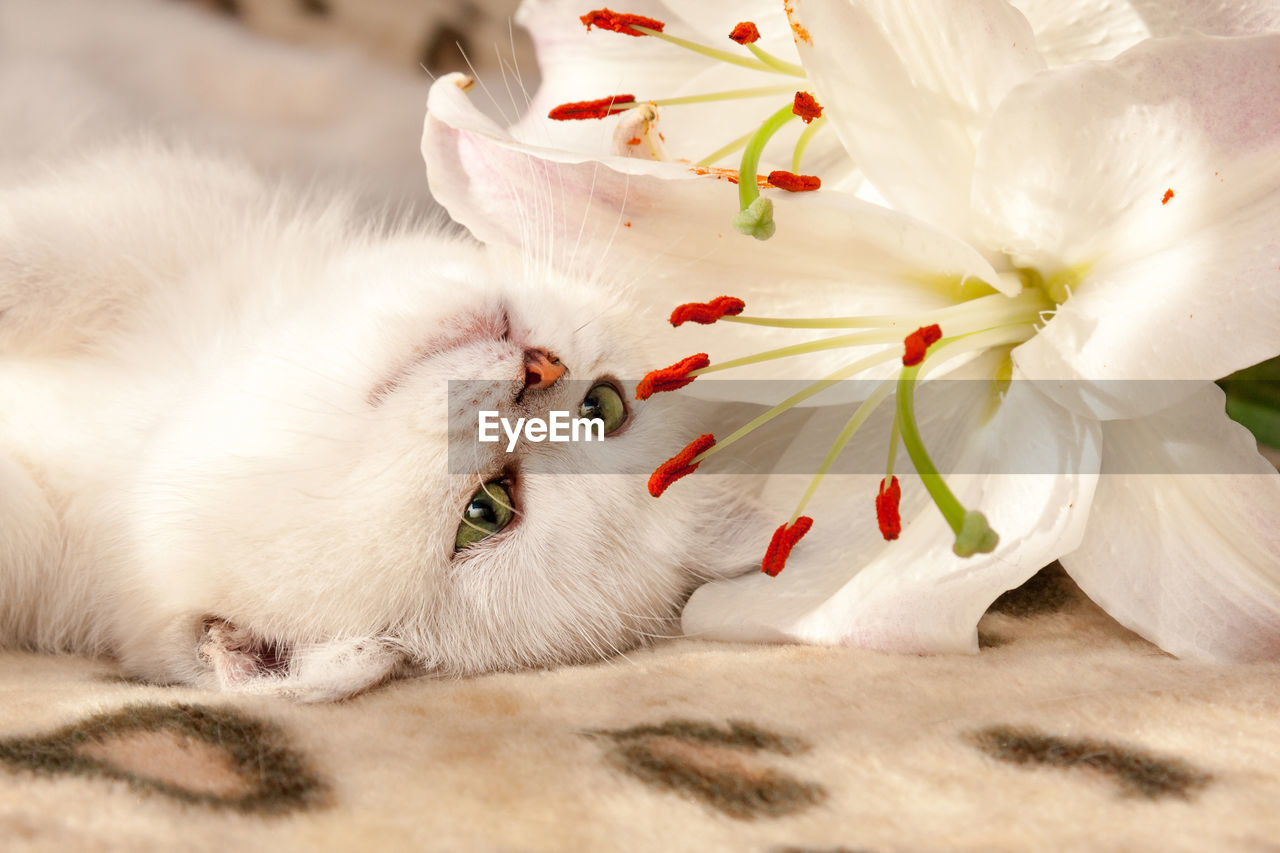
[4,567,1280,852]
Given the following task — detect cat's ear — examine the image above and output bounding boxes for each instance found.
[680,479,775,581]
[199,619,405,703]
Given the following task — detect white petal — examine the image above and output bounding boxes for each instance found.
[683,364,1102,653]
[786,0,1045,237]
[1130,0,1280,38]
[423,73,1007,375]
[1011,0,1280,68]
[1011,0,1151,65]
[1061,384,1280,662]
[973,34,1280,415]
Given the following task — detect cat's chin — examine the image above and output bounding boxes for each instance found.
[198,617,291,686]
[195,617,405,702]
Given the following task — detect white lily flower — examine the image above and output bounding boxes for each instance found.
[421,4,1280,661]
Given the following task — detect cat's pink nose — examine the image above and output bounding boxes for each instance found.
[523,348,566,391]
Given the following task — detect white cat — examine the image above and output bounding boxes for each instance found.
[0,144,767,701]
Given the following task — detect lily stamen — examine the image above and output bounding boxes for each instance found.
[876,477,902,540]
[548,95,636,120]
[715,290,1053,330]
[729,22,760,45]
[762,516,814,576]
[670,296,746,326]
[566,8,827,233]
[550,87,796,122]
[579,9,802,76]
[767,170,821,192]
[636,353,709,400]
[902,324,943,366]
[792,92,823,123]
[580,9,664,36]
[649,434,716,497]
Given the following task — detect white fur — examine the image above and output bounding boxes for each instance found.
[0,146,768,701]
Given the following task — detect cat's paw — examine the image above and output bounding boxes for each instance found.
[198,618,404,703]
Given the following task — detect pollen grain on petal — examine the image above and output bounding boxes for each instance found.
[902,324,943,366]
[635,353,710,400]
[761,516,814,577]
[669,296,746,327]
[1162,188,1175,205]
[729,21,761,44]
[784,1,812,46]
[580,8,665,36]
[792,92,823,123]
[766,170,821,192]
[548,94,636,120]
[648,434,716,497]
[876,476,902,541]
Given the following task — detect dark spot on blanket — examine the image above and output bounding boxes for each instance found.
[773,847,875,853]
[976,629,1007,649]
[195,0,241,16]
[297,0,330,16]
[0,703,326,813]
[988,562,1077,618]
[969,725,1212,799]
[587,719,825,819]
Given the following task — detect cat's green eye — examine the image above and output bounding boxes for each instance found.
[579,383,627,435]
[455,481,516,551]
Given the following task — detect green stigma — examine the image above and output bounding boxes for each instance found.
[733,196,776,240]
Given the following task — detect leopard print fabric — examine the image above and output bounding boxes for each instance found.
[4,566,1278,851]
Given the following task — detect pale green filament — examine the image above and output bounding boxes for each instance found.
[746,43,807,76]
[789,377,897,523]
[693,348,902,464]
[696,129,756,167]
[634,26,804,76]
[791,115,826,173]
[617,85,795,110]
[720,289,1054,331]
[692,293,1051,376]
[885,410,900,480]
[691,328,917,376]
